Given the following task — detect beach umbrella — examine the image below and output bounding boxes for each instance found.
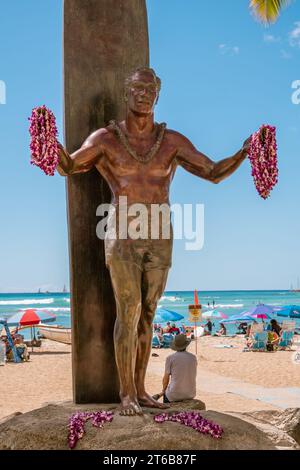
[6,309,56,352]
[154,308,184,323]
[223,314,254,324]
[276,305,300,319]
[6,309,56,327]
[243,304,275,321]
[202,310,228,320]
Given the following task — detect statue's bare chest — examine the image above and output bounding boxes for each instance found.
[97,129,177,179]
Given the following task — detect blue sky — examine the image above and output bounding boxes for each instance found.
[0,0,299,292]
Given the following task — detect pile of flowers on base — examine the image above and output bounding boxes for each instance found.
[248,124,278,199]
[154,411,223,439]
[29,105,59,176]
[68,411,114,449]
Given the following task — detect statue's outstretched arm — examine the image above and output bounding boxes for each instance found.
[176,132,250,184]
[57,129,106,176]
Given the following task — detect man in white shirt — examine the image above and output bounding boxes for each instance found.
[154,334,197,403]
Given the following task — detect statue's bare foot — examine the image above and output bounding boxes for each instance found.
[138,392,170,409]
[119,395,143,416]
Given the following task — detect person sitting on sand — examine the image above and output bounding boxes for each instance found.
[214,323,227,337]
[268,319,282,336]
[153,334,197,403]
[267,330,280,351]
[169,323,180,335]
[237,322,248,334]
[14,336,30,361]
[204,320,213,336]
[163,322,172,333]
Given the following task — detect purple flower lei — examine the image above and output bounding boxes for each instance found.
[248,124,278,200]
[154,412,223,439]
[29,105,59,176]
[68,411,114,449]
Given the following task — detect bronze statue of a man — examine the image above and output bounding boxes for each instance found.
[58,67,250,416]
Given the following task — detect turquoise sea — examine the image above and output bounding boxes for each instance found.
[1,290,300,338]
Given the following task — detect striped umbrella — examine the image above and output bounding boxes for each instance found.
[6,309,56,326]
[202,310,228,320]
[6,309,56,352]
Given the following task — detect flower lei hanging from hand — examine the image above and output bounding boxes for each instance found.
[29,105,59,176]
[248,125,278,199]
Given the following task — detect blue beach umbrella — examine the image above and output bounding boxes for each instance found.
[276,305,300,318]
[223,314,254,324]
[154,308,184,323]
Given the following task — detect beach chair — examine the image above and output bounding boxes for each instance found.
[250,323,264,335]
[281,321,296,331]
[152,334,162,349]
[278,330,294,350]
[162,333,175,348]
[249,331,268,351]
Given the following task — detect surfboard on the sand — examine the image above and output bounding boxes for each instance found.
[64,0,149,403]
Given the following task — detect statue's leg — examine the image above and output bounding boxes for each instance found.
[135,268,170,409]
[109,260,144,416]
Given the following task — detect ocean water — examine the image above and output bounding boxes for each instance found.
[1,290,300,338]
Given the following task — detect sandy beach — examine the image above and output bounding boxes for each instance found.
[1,334,300,421]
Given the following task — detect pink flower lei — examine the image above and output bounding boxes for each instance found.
[68,411,114,449]
[29,105,59,176]
[154,411,223,439]
[248,124,278,199]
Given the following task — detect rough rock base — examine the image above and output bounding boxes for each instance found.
[0,400,298,450]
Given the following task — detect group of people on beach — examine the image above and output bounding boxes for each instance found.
[203,320,227,337]
[245,319,284,351]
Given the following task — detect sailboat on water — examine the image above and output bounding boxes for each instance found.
[290,278,300,293]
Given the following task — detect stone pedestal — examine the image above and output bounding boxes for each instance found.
[0,400,285,450]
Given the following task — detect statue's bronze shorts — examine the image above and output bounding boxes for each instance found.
[104,204,173,272]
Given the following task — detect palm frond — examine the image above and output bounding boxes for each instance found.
[249,0,291,24]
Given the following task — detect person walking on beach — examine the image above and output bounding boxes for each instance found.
[153,334,197,403]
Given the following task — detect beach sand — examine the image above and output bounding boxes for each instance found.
[1,335,300,420]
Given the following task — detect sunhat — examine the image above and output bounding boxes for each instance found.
[170,334,191,351]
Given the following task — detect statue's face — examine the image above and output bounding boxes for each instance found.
[126,72,158,115]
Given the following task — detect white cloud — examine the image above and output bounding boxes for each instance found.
[289,21,300,47]
[263,34,281,43]
[218,44,240,56]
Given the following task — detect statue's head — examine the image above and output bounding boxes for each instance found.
[124,67,161,115]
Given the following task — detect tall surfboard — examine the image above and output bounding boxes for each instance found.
[64,0,149,403]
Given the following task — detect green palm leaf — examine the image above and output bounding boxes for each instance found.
[250,0,291,23]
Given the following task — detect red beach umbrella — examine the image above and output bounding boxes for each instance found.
[7,309,56,326]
